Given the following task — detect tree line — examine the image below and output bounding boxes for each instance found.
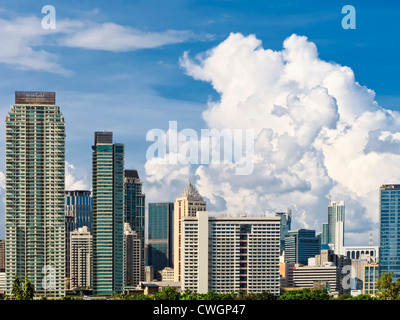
[2,272,400,300]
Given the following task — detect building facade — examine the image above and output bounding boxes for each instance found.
[147,202,174,274]
[363,262,379,295]
[92,131,124,295]
[284,229,321,265]
[181,212,281,295]
[124,223,142,288]
[174,182,207,282]
[124,170,145,284]
[379,184,400,280]
[70,226,92,290]
[328,200,345,254]
[5,91,65,298]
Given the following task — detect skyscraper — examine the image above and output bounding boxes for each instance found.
[124,170,145,284]
[284,229,321,265]
[174,182,206,282]
[5,91,65,298]
[92,131,124,295]
[147,202,174,274]
[379,184,400,280]
[328,200,345,254]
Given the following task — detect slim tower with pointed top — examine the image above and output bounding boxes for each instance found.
[173,182,206,282]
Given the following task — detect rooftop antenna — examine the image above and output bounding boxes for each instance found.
[369,232,373,246]
[328,194,331,206]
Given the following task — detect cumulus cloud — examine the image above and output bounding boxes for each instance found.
[65,161,90,190]
[144,32,400,245]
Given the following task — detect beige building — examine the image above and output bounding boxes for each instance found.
[173,182,206,282]
[70,226,92,289]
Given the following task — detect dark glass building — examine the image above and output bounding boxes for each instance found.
[147,202,174,274]
[285,229,321,265]
[124,170,145,283]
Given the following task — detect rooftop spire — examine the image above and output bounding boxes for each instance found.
[177,181,203,201]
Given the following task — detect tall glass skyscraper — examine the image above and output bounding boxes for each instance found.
[284,229,321,265]
[5,91,65,298]
[92,131,124,295]
[379,184,400,280]
[124,170,145,284]
[147,202,174,274]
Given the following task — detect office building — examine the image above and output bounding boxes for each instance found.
[70,226,92,290]
[174,182,206,282]
[124,170,145,284]
[124,223,142,288]
[321,223,329,245]
[92,131,124,295]
[5,91,65,298]
[363,262,379,295]
[342,246,379,262]
[65,190,92,283]
[284,229,321,265]
[147,202,174,274]
[286,249,351,295]
[181,212,281,295]
[379,184,400,280]
[328,200,345,254]
[275,209,291,254]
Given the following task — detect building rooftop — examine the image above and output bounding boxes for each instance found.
[177,181,203,201]
[15,91,56,105]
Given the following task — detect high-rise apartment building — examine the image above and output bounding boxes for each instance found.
[92,131,124,295]
[5,91,65,298]
[379,184,400,280]
[65,190,92,283]
[174,182,206,282]
[181,212,281,294]
[328,200,345,254]
[0,240,5,272]
[70,226,92,290]
[147,202,174,274]
[124,170,145,284]
[123,223,142,288]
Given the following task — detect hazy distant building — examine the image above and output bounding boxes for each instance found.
[174,182,206,282]
[5,91,65,298]
[181,212,281,294]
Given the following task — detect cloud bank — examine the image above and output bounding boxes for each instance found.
[144,33,400,245]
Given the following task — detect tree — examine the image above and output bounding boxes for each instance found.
[376,272,400,300]
[11,275,23,300]
[22,274,35,300]
[153,286,181,300]
[279,288,331,300]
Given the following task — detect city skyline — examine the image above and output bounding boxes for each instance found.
[1,1,400,248]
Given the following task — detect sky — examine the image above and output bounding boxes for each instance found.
[0,0,399,245]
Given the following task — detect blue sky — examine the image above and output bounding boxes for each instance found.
[0,0,399,243]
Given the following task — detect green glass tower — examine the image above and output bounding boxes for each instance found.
[92,131,124,295]
[5,91,65,298]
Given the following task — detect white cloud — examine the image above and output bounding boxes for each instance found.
[0,13,213,73]
[144,32,400,246]
[65,161,89,190]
